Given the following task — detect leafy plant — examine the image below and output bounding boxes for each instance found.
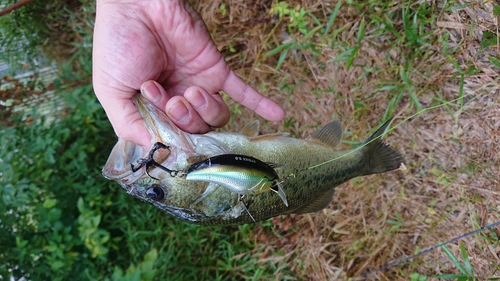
[270,2,310,35]
[0,0,93,69]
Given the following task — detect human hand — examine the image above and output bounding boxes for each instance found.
[93,0,284,148]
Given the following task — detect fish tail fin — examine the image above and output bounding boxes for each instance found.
[361,118,405,175]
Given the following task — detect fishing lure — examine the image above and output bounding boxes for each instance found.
[131,143,287,221]
[185,154,288,221]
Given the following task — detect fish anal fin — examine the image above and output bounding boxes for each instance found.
[308,120,343,147]
[292,188,335,214]
[239,120,260,137]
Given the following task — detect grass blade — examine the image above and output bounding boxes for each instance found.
[265,42,293,57]
[488,56,500,68]
[276,47,290,70]
[459,242,473,276]
[324,0,342,35]
[441,244,467,275]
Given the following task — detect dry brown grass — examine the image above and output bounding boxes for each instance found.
[194,0,500,279]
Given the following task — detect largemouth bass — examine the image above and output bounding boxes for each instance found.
[103,93,405,225]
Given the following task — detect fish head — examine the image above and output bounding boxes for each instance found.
[102,93,233,222]
[103,93,199,182]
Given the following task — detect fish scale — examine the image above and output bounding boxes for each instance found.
[103,93,405,225]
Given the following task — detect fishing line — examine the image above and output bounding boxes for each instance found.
[275,91,480,185]
[276,88,494,277]
[356,220,500,279]
[305,91,480,171]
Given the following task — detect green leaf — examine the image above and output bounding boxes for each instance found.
[459,242,473,275]
[16,237,29,248]
[303,25,323,41]
[324,0,342,35]
[77,197,85,213]
[276,47,290,70]
[265,42,293,57]
[488,56,500,68]
[124,265,141,281]
[47,208,62,222]
[479,31,498,48]
[410,273,428,281]
[43,198,57,209]
[144,248,158,263]
[51,260,65,271]
[441,244,467,274]
[111,266,124,280]
[493,5,500,16]
[356,17,366,44]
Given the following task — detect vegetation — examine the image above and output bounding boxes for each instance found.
[1,0,499,280]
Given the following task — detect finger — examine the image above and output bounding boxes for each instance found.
[141,80,170,112]
[165,96,211,133]
[184,86,230,128]
[94,88,151,148]
[221,71,285,121]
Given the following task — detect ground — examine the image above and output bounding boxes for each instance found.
[193,0,500,279]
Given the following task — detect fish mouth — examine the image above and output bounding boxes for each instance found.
[102,137,144,181]
[103,93,196,182]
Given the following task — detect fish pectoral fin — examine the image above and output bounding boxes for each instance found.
[239,120,260,137]
[190,183,218,207]
[308,120,342,147]
[292,188,335,214]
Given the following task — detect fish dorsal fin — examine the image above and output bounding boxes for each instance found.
[308,120,342,147]
[239,120,260,137]
[292,188,336,214]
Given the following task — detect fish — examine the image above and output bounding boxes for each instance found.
[102,92,405,225]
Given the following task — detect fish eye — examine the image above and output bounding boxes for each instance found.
[146,184,165,201]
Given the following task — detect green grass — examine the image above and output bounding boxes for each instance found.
[0,71,294,280]
[0,2,293,280]
[435,243,477,280]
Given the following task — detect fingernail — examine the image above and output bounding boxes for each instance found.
[141,81,162,103]
[168,100,190,122]
[188,90,206,108]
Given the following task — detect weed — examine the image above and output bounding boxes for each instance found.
[434,242,476,280]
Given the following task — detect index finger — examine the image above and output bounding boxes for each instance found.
[221,71,285,121]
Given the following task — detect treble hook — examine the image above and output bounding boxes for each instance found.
[130,142,184,180]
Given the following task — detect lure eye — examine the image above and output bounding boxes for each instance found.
[146,184,165,201]
[270,180,278,192]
